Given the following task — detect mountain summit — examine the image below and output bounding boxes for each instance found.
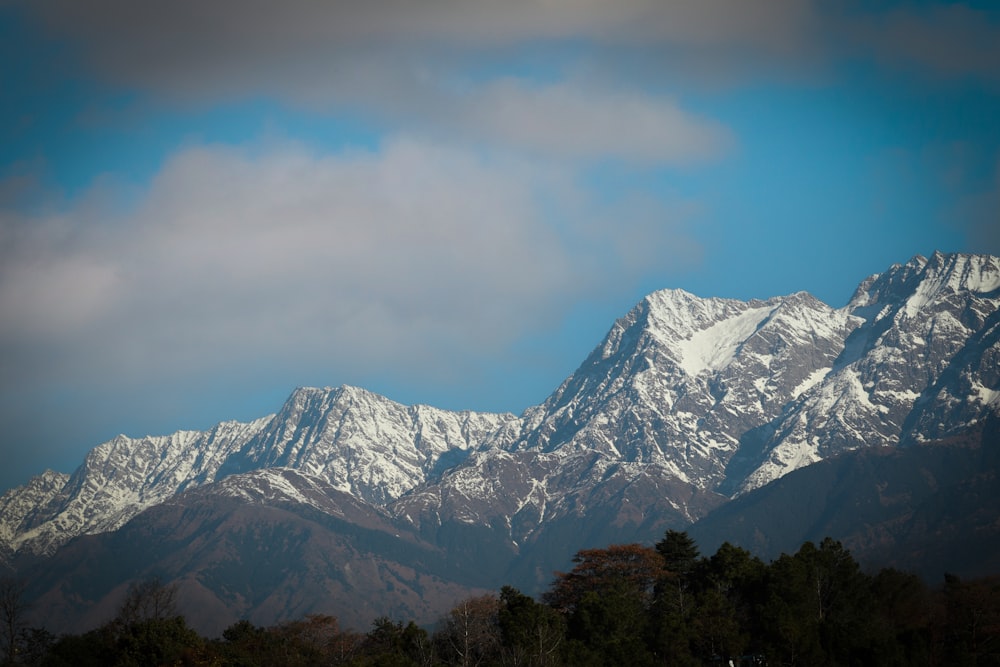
[2,251,997,633]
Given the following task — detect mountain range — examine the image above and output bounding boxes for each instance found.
[2,250,998,636]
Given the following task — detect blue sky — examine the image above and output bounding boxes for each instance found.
[2,0,999,492]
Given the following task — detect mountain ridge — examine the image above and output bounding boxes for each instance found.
[3,250,998,633]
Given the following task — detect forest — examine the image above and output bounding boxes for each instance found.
[2,534,998,666]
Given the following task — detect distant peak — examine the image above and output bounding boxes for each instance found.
[639,288,703,318]
[773,290,822,307]
[287,384,374,400]
[848,251,1000,315]
[923,251,1000,292]
[642,286,739,313]
[278,385,393,418]
[646,286,700,301]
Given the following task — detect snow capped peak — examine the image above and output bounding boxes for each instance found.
[922,250,1000,294]
[285,383,366,406]
[220,385,516,506]
[640,288,748,340]
[849,251,1000,315]
[504,283,860,497]
[1,383,515,557]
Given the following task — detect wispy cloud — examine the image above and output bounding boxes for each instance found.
[450,80,731,163]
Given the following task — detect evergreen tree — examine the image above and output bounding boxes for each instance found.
[702,541,767,656]
[22,534,1000,666]
[544,544,663,666]
[759,538,875,665]
[218,619,272,667]
[655,530,700,578]
[649,532,702,665]
[565,584,653,666]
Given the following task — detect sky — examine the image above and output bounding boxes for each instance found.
[1,0,999,492]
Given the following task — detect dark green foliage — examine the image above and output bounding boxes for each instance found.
[497,586,563,667]
[217,619,272,666]
[40,628,116,667]
[357,617,432,666]
[544,544,664,613]
[42,616,202,667]
[41,578,200,667]
[19,534,1000,666]
[655,530,700,577]
[649,533,701,665]
[759,538,876,664]
[566,585,654,666]
[111,616,203,667]
[545,543,663,665]
[868,568,932,666]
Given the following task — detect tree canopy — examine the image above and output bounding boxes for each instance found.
[8,535,1000,666]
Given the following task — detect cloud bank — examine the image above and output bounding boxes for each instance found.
[0,139,700,398]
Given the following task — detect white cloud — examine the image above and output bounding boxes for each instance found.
[0,138,701,393]
[454,80,731,163]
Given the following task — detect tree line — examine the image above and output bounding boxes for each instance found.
[3,533,999,666]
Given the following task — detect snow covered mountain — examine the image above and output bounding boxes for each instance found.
[385,289,859,564]
[0,418,270,559]
[500,288,857,488]
[386,252,998,568]
[217,385,518,505]
[2,251,998,632]
[736,251,1000,492]
[1,387,514,559]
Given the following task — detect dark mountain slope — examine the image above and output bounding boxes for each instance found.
[21,469,491,637]
[689,418,1000,581]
